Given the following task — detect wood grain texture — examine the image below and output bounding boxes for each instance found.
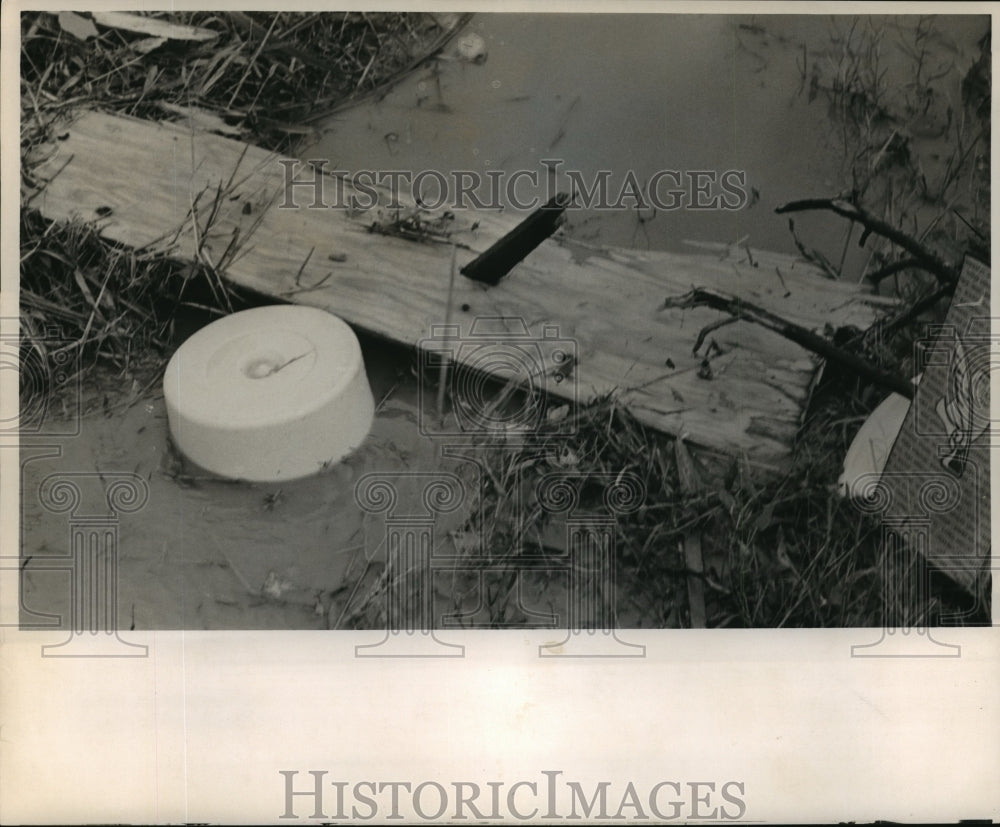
[30,111,896,468]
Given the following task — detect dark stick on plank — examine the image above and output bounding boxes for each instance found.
[461,192,571,286]
[775,197,959,286]
[660,287,917,399]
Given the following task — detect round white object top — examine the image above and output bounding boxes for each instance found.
[163,305,373,481]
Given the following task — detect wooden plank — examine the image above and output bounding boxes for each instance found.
[29,110,896,468]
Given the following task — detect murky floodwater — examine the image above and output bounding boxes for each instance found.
[20,13,988,630]
[310,13,986,270]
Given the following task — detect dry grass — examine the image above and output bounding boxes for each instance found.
[21,11,459,152]
[19,13,991,628]
[329,371,989,631]
[20,10,461,394]
[797,16,989,279]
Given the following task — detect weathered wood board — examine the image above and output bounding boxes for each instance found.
[30,110,896,467]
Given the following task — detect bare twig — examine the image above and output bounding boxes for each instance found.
[863,257,922,285]
[660,286,916,399]
[775,197,959,286]
[786,219,839,279]
[868,283,955,340]
[437,243,458,420]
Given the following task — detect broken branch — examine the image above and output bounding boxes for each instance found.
[863,256,922,285]
[775,197,959,286]
[870,283,955,339]
[660,287,916,399]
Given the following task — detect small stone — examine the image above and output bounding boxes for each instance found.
[455,32,488,64]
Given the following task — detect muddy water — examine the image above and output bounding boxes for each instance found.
[309,13,986,269]
[20,14,987,631]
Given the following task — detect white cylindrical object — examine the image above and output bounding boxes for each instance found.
[163,305,374,482]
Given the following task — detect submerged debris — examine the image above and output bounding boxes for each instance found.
[367,206,456,243]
